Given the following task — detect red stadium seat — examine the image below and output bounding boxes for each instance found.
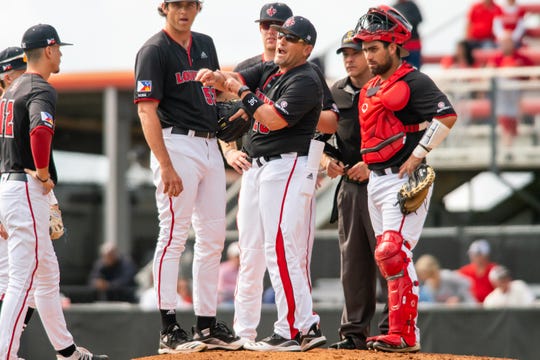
[521,98,540,116]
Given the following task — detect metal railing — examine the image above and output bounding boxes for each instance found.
[425,65,540,171]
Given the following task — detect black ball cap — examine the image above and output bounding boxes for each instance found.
[0,47,27,74]
[256,3,293,23]
[271,16,317,46]
[21,24,73,50]
[336,30,362,54]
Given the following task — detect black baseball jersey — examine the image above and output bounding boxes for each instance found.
[0,73,58,182]
[369,69,456,170]
[134,30,220,132]
[235,56,338,114]
[330,77,362,167]
[239,61,322,158]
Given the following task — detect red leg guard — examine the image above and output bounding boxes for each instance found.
[375,230,418,347]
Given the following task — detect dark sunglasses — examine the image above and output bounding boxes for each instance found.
[260,21,283,31]
[277,32,304,44]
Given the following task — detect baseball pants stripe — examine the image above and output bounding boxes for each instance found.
[275,157,299,339]
[156,198,175,309]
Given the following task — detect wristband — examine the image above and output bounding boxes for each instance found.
[241,92,263,116]
[36,174,49,183]
[412,144,429,159]
[237,85,250,98]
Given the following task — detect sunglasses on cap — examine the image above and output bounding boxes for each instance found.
[260,21,283,31]
[277,32,304,44]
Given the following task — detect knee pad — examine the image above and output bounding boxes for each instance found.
[375,230,405,279]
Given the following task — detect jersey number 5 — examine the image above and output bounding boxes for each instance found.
[0,99,14,138]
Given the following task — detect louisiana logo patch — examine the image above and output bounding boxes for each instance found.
[40,111,54,128]
[137,80,152,93]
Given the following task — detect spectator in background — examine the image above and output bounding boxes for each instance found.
[458,239,498,303]
[488,32,534,153]
[88,242,137,302]
[493,0,527,47]
[393,0,423,69]
[415,254,475,304]
[484,265,535,308]
[466,0,503,50]
[440,40,477,69]
[217,241,240,304]
[140,276,193,311]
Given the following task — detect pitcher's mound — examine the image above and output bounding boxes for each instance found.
[134,349,515,360]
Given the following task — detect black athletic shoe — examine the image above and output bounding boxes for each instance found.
[329,336,366,350]
[299,323,327,351]
[192,320,245,350]
[243,333,301,352]
[159,323,206,354]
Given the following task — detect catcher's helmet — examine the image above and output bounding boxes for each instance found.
[354,5,412,47]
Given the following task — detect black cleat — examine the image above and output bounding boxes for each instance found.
[159,323,206,354]
[192,320,245,350]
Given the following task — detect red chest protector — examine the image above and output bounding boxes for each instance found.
[359,63,422,164]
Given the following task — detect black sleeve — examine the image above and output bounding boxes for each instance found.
[28,88,57,132]
[238,61,266,90]
[406,73,456,120]
[134,45,164,101]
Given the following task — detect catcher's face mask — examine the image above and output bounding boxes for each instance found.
[354,5,412,52]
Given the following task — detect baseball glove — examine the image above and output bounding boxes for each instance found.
[216,100,251,142]
[50,204,65,240]
[397,164,436,215]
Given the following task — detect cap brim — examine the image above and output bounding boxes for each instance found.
[59,42,73,47]
[336,44,362,54]
[270,24,288,34]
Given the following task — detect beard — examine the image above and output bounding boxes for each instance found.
[369,53,393,76]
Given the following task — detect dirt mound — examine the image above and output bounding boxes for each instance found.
[134,349,514,360]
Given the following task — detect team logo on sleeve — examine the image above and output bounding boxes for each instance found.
[436,101,451,113]
[137,80,152,93]
[40,111,54,128]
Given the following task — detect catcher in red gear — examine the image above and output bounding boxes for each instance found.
[354,5,457,353]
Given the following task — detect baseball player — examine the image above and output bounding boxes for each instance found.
[134,0,243,354]
[197,15,327,352]
[354,6,457,352]
[222,4,338,344]
[0,24,108,360]
[324,30,389,350]
[0,47,65,336]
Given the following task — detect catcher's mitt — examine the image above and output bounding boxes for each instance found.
[397,164,436,215]
[216,100,251,142]
[50,204,65,240]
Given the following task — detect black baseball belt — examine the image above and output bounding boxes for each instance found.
[171,127,216,139]
[0,172,28,182]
